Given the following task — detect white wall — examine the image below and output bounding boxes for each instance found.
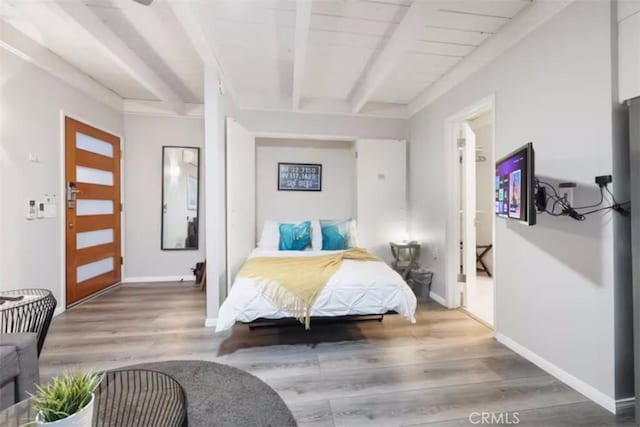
[124,114,204,280]
[255,138,356,233]
[356,139,407,262]
[409,0,621,408]
[0,49,123,306]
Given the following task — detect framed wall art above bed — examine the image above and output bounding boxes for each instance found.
[277,163,322,192]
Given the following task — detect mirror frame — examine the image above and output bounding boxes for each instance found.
[161,145,201,251]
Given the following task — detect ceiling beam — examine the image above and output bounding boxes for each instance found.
[0,19,123,111]
[292,0,312,110]
[166,1,239,108]
[349,1,441,114]
[408,0,575,116]
[122,98,409,120]
[39,1,185,114]
[124,100,204,118]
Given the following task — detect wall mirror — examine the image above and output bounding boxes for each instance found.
[162,146,200,250]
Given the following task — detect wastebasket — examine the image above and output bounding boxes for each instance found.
[409,268,433,300]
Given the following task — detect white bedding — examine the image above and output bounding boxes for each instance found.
[216,248,417,332]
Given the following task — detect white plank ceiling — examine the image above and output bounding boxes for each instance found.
[1,0,531,116]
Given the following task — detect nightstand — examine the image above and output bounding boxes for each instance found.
[389,241,421,280]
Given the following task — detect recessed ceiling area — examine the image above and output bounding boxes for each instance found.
[0,0,532,117]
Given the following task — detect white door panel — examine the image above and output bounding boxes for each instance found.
[226,118,255,290]
[462,122,477,304]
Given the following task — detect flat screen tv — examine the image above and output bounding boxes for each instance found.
[495,142,536,225]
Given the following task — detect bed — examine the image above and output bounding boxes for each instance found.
[216,247,417,332]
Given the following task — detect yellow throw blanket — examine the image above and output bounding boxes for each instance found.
[237,248,380,329]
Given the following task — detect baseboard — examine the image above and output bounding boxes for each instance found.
[122,275,195,283]
[616,397,636,414]
[429,291,448,307]
[53,306,65,318]
[204,318,217,328]
[495,332,617,414]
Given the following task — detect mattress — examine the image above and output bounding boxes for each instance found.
[216,248,417,332]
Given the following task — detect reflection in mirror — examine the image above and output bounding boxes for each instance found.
[162,147,200,250]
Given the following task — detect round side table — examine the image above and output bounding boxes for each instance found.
[94,369,188,427]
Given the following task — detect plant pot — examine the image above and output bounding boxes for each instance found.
[36,393,94,427]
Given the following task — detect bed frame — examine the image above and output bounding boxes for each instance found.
[243,311,396,330]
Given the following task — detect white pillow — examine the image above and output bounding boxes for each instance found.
[311,219,323,251]
[348,219,360,248]
[257,221,279,249]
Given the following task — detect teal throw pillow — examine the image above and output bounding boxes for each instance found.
[320,220,352,250]
[278,221,311,251]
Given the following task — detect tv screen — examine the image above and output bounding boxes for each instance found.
[495,142,536,225]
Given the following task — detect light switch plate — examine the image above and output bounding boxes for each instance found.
[43,194,57,218]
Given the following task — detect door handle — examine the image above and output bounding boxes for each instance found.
[67,182,80,208]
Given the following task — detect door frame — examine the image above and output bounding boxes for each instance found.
[58,111,125,311]
[443,95,496,323]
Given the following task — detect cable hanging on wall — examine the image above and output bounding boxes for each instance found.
[534,175,631,221]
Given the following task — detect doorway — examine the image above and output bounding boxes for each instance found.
[445,96,495,328]
[65,117,122,306]
[460,112,494,326]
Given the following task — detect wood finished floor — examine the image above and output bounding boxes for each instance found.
[40,283,634,427]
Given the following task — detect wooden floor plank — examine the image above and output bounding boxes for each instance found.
[270,356,507,404]
[413,401,636,426]
[330,376,588,427]
[289,400,335,427]
[37,283,630,426]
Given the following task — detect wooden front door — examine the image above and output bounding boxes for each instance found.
[65,117,121,306]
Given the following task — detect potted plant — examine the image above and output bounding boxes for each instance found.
[31,371,103,426]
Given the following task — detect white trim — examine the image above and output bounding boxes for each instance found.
[59,111,125,312]
[616,397,636,413]
[444,95,495,310]
[495,332,617,414]
[59,112,67,312]
[469,112,493,129]
[408,0,575,116]
[122,276,195,284]
[428,291,448,307]
[53,306,65,318]
[204,318,217,328]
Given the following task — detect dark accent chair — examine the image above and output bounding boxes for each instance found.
[0,333,39,410]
